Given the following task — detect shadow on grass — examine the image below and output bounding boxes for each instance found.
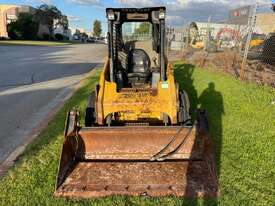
[174,63,224,205]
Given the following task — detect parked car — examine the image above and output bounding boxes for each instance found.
[87,37,95,43]
[73,35,79,40]
[104,37,108,44]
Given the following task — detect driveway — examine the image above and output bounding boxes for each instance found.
[0,43,107,164]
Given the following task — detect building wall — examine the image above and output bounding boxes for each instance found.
[0,4,53,39]
[37,24,50,37]
[193,22,239,39]
[0,5,20,38]
[228,5,251,25]
[227,5,275,35]
[17,5,36,14]
[256,13,275,34]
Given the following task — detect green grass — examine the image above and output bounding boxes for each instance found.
[0,63,274,206]
[0,40,74,46]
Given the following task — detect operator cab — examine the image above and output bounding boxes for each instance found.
[106,7,167,89]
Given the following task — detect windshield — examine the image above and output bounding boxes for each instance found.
[122,22,152,42]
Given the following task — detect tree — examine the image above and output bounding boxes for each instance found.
[58,15,69,30]
[36,4,62,38]
[55,33,64,41]
[7,22,20,40]
[135,22,150,35]
[7,13,39,40]
[93,20,102,37]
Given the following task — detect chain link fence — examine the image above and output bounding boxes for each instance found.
[167,3,275,88]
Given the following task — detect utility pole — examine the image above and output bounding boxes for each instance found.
[185,21,189,49]
[240,3,258,80]
[205,15,212,52]
[181,19,188,56]
[180,20,186,54]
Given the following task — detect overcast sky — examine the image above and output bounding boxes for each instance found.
[2,0,274,32]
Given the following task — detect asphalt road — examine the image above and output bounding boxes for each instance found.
[0,43,107,164]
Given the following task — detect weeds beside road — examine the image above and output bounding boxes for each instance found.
[0,63,274,206]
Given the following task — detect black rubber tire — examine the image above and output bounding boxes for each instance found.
[85,91,96,127]
[178,90,191,124]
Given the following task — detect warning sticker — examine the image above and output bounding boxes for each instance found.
[161,82,169,89]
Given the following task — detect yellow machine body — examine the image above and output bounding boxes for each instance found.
[54,7,219,199]
[96,59,179,125]
[250,39,264,48]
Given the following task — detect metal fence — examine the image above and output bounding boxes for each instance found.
[167,3,275,87]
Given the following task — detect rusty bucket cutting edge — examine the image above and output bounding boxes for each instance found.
[54,112,219,198]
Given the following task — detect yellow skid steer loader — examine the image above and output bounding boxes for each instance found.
[54,7,219,198]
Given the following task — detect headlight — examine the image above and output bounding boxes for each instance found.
[108,13,115,20]
[159,11,165,20]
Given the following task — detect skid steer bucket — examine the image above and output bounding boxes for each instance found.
[54,111,219,198]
